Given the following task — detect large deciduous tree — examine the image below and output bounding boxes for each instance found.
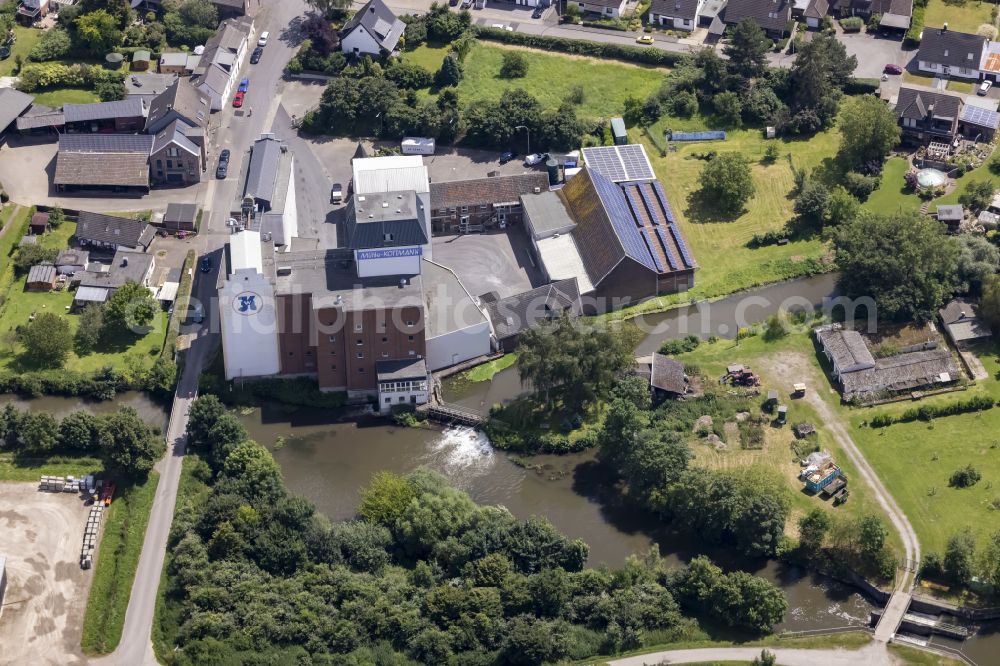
[20,312,72,368]
[105,281,159,334]
[697,152,755,215]
[75,9,123,56]
[100,406,164,479]
[837,95,901,170]
[834,211,959,321]
[955,234,1000,293]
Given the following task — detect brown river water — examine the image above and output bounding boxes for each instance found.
[4,274,996,659]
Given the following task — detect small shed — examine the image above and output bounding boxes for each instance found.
[936,204,965,232]
[131,49,151,72]
[26,263,57,292]
[978,210,999,230]
[157,281,179,303]
[74,285,110,307]
[650,352,689,398]
[162,202,198,233]
[18,235,37,248]
[610,117,627,146]
[793,422,817,438]
[29,211,49,235]
[55,249,90,275]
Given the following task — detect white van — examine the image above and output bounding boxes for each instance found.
[258,31,269,47]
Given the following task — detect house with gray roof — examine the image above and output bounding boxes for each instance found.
[234,136,297,249]
[815,325,958,401]
[484,278,582,351]
[341,0,405,56]
[144,79,209,134]
[571,0,628,18]
[939,298,993,345]
[649,0,704,31]
[150,119,205,185]
[721,0,792,38]
[894,86,963,144]
[0,88,34,141]
[74,249,156,306]
[192,15,255,110]
[76,211,155,251]
[917,25,988,80]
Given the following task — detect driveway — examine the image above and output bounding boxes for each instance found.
[838,31,914,79]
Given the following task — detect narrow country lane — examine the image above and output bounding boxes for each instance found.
[608,642,900,666]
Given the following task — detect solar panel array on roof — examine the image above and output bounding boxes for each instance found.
[669,224,696,268]
[623,185,646,227]
[960,104,1000,130]
[637,185,665,226]
[652,181,676,223]
[640,229,666,272]
[655,227,680,270]
[581,145,655,182]
[590,170,656,272]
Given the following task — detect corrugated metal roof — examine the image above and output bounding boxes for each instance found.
[58,133,153,154]
[353,155,429,193]
[535,233,595,294]
[229,230,263,272]
[244,137,283,204]
[0,88,34,131]
[75,286,110,303]
[27,263,56,285]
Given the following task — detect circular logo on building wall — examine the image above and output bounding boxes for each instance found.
[233,291,261,316]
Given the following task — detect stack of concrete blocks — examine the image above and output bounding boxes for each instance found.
[81,504,103,570]
[39,475,81,493]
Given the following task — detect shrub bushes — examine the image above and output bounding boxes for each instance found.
[840,17,864,32]
[472,26,689,67]
[949,464,982,488]
[844,78,880,95]
[659,335,701,356]
[17,62,125,94]
[871,395,995,427]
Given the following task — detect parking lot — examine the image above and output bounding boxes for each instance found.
[431,229,544,300]
[0,482,91,665]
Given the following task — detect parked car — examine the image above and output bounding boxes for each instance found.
[499,151,515,164]
[250,47,263,64]
[192,302,204,324]
[331,183,343,204]
[532,5,544,17]
[219,148,231,163]
[980,80,993,96]
[216,160,228,179]
[524,153,548,166]
[258,31,269,47]
[883,63,902,75]
[636,35,654,45]
[238,77,249,93]
[460,0,472,6]
[200,256,212,273]
[233,91,245,108]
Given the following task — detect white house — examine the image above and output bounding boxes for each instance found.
[648,0,703,30]
[341,0,405,57]
[916,25,988,81]
[573,0,628,17]
[191,15,254,110]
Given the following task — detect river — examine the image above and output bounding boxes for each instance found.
[5,274,997,658]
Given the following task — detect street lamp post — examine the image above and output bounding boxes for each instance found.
[515,125,530,155]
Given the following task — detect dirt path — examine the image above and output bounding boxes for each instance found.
[608,642,900,666]
[756,351,921,592]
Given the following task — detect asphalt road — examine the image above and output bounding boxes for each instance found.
[89,1,312,663]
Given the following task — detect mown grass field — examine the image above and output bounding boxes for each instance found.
[844,342,1000,555]
[0,219,169,374]
[33,87,101,107]
[0,452,103,481]
[674,332,903,553]
[406,43,666,119]
[627,122,834,308]
[924,0,995,34]
[81,472,160,654]
[462,353,518,382]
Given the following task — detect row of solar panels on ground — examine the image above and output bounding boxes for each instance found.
[581,145,655,182]
[666,130,727,142]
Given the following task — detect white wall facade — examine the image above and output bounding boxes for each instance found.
[341,26,382,56]
[378,376,430,413]
[220,268,281,380]
[426,320,492,371]
[356,246,423,278]
[919,60,982,79]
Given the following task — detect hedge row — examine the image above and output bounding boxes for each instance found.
[471,26,689,67]
[869,394,995,428]
[0,368,136,401]
[162,249,195,363]
[16,62,125,93]
[844,78,880,95]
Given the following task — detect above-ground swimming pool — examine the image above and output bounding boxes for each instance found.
[916,168,947,188]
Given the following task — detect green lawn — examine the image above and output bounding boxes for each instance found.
[845,342,1000,555]
[947,79,975,94]
[463,353,518,382]
[0,25,43,77]
[402,42,452,72]
[673,333,904,554]
[621,122,833,313]
[924,0,995,34]
[33,88,101,107]
[450,43,665,119]
[0,220,169,375]
[81,472,160,654]
[933,156,999,207]
[863,157,921,215]
[903,71,936,87]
